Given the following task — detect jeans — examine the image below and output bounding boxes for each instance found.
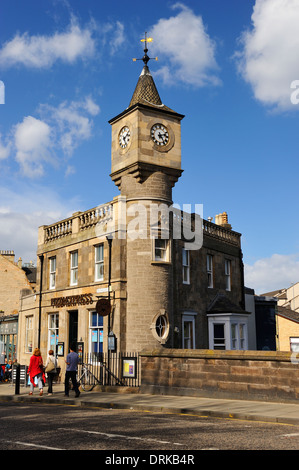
[47,372,55,393]
[30,373,43,392]
[65,370,79,395]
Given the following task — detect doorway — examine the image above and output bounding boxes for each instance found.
[68,310,78,350]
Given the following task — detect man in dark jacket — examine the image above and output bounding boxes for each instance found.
[64,343,80,397]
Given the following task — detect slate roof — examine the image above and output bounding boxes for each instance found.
[128,64,183,117]
[277,305,299,324]
[207,293,249,314]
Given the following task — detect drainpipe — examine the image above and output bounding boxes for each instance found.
[106,235,112,384]
[38,254,44,349]
[239,249,245,310]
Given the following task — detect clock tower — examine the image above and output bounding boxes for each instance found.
[109,35,184,351]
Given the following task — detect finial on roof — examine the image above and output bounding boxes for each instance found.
[132,32,158,66]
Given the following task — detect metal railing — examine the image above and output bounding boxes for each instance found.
[77,352,140,388]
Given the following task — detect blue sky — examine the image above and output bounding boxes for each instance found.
[0,0,299,294]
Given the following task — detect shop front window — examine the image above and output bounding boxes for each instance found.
[89,311,103,361]
[48,313,59,353]
[25,316,33,353]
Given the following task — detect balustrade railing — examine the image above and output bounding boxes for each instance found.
[79,204,113,231]
[202,219,240,246]
[44,218,73,243]
[43,203,113,243]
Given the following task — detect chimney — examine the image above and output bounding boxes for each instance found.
[18,257,22,268]
[0,250,15,263]
[215,212,232,230]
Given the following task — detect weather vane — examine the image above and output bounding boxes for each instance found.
[133,32,158,66]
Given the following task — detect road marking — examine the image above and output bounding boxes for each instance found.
[58,427,183,446]
[3,440,64,450]
[281,433,299,438]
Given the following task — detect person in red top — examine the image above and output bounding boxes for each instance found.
[28,348,45,396]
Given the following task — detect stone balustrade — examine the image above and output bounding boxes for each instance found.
[203,219,241,247]
[79,204,113,231]
[44,218,73,243]
[43,203,114,243]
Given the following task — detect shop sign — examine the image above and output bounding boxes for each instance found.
[51,293,93,308]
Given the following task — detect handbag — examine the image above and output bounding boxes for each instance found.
[45,359,55,373]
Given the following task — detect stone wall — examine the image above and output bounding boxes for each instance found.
[0,254,33,315]
[140,349,299,403]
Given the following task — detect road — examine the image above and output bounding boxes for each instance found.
[0,402,299,453]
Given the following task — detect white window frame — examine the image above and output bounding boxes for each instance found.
[182,248,190,284]
[182,313,196,349]
[152,238,170,263]
[48,313,59,353]
[94,244,104,282]
[207,254,213,288]
[225,259,231,291]
[208,314,248,350]
[213,322,226,350]
[290,337,299,352]
[25,316,33,354]
[70,250,78,286]
[49,256,56,290]
[89,310,104,362]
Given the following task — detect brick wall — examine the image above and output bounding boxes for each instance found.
[140,349,299,403]
[277,315,299,351]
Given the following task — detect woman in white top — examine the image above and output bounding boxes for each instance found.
[45,350,57,395]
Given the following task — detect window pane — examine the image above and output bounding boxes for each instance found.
[213,323,225,350]
[155,239,167,261]
[71,251,78,267]
[95,245,103,262]
[155,315,167,338]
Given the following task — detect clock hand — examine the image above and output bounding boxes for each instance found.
[158,131,167,142]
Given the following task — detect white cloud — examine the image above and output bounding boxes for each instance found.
[109,21,125,55]
[14,116,53,177]
[149,3,220,87]
[4,95,100,178]
[0,185,80,263]
[40,97,100,156]
[236,0,299,111]
[0,18,95,68]
[244,253,299,295]
[83,96,100,116]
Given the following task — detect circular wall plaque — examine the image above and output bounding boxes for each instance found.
[96,298,111,317]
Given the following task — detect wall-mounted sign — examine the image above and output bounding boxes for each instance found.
[96,299,111,317]
[51,294,93,308]
[57,342,64,356]
[122,357,137,379]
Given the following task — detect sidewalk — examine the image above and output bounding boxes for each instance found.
[1,382,299,426]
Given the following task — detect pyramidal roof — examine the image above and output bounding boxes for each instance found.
[129,65,163,107]
[129,64,178,115]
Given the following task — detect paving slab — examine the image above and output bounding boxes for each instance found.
[1,382,299,425]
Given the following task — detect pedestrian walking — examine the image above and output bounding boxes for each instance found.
[64,343,80,398]
[28,348,45,396]
[45,350,57,395]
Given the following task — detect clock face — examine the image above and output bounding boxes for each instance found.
[119,126,131,148]
[151,124,169,146]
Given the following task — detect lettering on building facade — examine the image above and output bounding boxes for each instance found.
[51,294,93,308]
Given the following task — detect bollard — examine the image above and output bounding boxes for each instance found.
[15,364,20,395]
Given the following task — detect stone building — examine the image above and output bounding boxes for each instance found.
[0,251,36,360]
[17,41,248,371]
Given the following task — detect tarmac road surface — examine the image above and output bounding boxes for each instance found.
[1,401,299,452]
